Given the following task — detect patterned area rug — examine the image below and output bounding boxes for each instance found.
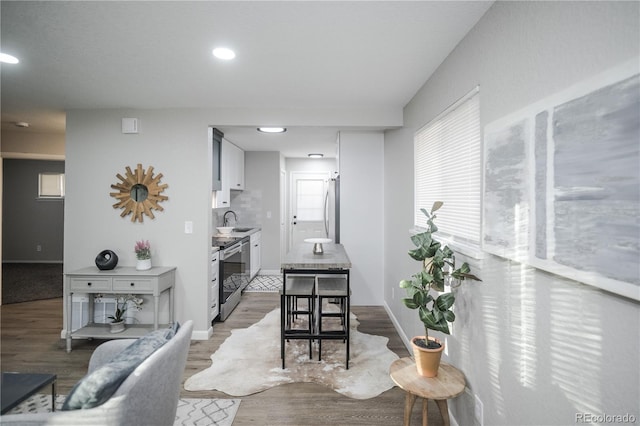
[244,274,282,292]
[6,394,240,426]
[184,308,399,399]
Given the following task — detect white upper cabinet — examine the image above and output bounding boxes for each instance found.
[226,140,245,190]
[213,138,244,208]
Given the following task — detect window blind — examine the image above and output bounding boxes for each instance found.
[414,87,481,245]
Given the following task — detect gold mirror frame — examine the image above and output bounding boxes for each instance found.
[110,164,168,222]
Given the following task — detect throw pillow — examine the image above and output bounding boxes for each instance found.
[61,326,176,410]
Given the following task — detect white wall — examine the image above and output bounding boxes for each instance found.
[385,2,640,425]
[244,151,281,271]
[340,131,384,305]
[65,109,213,337]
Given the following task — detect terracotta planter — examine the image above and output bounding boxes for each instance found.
[411,336,444,377]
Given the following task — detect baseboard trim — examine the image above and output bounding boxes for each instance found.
[191,328,212,340]
[382,301,412,352]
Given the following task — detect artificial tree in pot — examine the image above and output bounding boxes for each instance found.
[399,201,481,377]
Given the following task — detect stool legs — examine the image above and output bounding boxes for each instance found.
[402,393,451,426]
[404,392,416,426]
[281,276,315,368]
[281,271,350,369]
[317,293,350,369]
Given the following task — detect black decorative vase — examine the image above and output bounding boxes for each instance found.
[95,250,118,270]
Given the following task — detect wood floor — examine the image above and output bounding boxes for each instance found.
[1,293,447,425]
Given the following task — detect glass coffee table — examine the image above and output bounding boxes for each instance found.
[1,372,57,414]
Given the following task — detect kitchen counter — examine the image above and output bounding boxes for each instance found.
[281,243,351,270]
[213,226,261,248]
[213,226,261,239]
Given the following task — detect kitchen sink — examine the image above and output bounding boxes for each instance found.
[233,227,254,232]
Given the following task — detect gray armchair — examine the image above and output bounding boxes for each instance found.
[1,320,193,426]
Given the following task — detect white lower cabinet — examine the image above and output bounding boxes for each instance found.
[210,250,220,324]
[250,231,261,279]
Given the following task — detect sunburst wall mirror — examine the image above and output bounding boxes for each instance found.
[110,164,169,223]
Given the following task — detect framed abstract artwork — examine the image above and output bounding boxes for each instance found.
[483,59,640,300]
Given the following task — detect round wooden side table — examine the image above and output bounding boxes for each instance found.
[389,357,466,426]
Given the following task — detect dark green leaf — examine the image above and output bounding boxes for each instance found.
[444,310,456,322]
[436,293,455,310]
[411,232,432,248]
[419,271,434,285]
[402,298,419,309]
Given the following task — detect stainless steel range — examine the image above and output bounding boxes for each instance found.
[213,235,250,321]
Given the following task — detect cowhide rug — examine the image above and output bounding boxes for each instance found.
[184,308,399,399]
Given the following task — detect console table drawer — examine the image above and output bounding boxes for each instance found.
[113,279,153,292]
[69,278,111,292]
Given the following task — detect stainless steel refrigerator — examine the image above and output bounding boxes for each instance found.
[324,174,340,243]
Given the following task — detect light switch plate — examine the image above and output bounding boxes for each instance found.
[184,221,193,234]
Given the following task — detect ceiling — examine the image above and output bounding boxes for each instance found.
[1,1,492,157]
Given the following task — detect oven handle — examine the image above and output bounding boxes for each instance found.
[223,244,242,259]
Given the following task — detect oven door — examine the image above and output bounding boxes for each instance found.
[220,239,250,306]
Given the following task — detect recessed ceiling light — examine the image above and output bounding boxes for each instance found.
[308,153,324,158]
[257,127,287,133]
[212,47,236,60]
[0,52,19,64]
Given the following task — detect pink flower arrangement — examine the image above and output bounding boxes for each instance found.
[134,240,151,260]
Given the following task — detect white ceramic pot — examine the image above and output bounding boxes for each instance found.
[136,258,152,271]
[110,320,125,334]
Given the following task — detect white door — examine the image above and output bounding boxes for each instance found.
[290,172,330,248]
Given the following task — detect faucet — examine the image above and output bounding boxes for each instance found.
[223,210,237,227]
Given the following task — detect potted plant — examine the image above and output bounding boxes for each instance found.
[399,201,481,377]
[135,240,151,271]
[107,294,144,333]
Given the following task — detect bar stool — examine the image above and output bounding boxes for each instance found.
[316,276,350,369]
[280,276,315,368]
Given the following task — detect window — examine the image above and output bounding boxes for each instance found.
[414,87,481,246]
[296,179,325,221]
[39,173,65,199]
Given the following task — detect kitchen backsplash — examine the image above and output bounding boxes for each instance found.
[213,189,262,227]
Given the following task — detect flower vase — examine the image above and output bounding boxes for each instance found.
[136,258,152,271]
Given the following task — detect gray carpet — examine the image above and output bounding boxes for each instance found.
[1,263,63,304]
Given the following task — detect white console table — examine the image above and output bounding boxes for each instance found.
[65,266,176,352]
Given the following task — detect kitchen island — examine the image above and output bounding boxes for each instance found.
[281,242,351,271]
[280,243,352,368]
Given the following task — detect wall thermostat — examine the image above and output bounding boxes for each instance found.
[122,118,139,134]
